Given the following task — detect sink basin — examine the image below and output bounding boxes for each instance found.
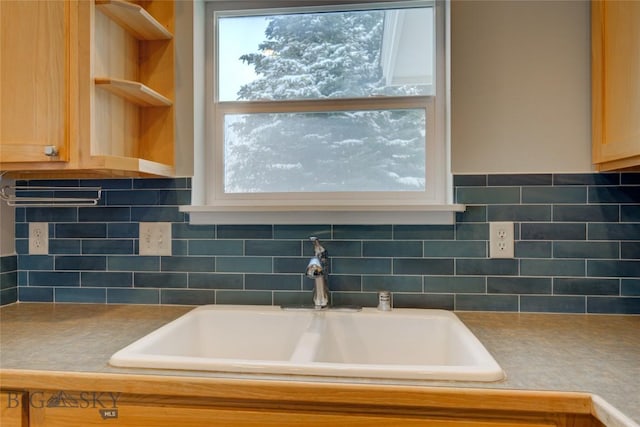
[109,305,504,381]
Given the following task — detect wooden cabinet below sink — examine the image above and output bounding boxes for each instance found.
[28,397,603,427]
[0,391,26,427]
[0,384,606,427]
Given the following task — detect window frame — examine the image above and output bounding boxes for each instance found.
[185,0,463,224]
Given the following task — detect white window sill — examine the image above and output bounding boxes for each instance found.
[180,204,466,225]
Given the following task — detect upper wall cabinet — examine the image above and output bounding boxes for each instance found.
[592,0,640,171]
[0,0,176,178]
[0,1,73,165]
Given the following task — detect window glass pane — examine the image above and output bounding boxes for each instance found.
[218,7,434,102]
[223,109,426,193]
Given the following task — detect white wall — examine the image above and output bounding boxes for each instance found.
[451,0,592,174]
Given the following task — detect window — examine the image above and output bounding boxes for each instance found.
[187,0,460,224]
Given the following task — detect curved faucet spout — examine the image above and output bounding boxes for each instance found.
[310,236,325,255]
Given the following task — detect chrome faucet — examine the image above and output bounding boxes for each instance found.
[305,237,329,309]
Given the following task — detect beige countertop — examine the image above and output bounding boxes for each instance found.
[1,303,638,425]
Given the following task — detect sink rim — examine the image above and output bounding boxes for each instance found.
[109,305,505,382]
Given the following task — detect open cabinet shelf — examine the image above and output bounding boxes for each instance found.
[89,0,176,176]
[95,0,172,40]
[0,0,177,178]
[93,155,175,177]
[95,77,173,107]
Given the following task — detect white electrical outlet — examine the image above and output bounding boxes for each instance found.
[139,222,172,256]
[29,222,49,255]
[489,221,515,259]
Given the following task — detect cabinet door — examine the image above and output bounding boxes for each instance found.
[592,0,640,170]
[29,405,562,427]
[0,0,72,163]
[25,391,603,427]
[0,391,27,427]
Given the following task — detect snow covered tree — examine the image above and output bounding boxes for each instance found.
[224,9,426,193]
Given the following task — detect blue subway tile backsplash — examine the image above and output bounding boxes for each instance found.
[9,173,640,314]
[0,255,18,305]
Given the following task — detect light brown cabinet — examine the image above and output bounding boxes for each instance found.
[0,0,176,178]
[0,1,73,165]
[0,370,611,427]
[592,0,640,171]
[0,391,27,427]
[7,389,604,427]
[27,403,594,427]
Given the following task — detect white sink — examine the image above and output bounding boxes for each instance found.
[109,305,504,381]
